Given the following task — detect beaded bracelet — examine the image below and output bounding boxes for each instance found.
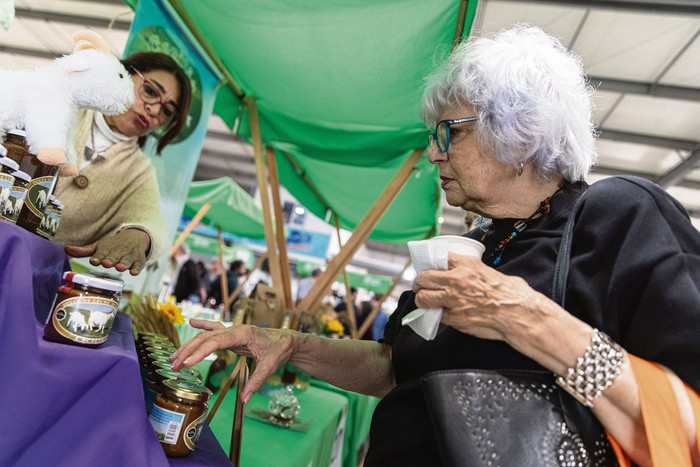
[555,329,625,407]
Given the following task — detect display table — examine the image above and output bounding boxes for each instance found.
[0,222,229,466]
[311,380,380,467]
[207,384,349,467]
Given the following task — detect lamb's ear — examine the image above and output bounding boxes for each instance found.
[60,53,91,73]
[71,30,111,55]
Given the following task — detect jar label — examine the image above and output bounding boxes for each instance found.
[0,173,16,221]
[1,186,27,223]
[24,175,54,217]
[184,411,207,451]
[149,404,185,446]
[50,296,118,345]
[36,207,59,238]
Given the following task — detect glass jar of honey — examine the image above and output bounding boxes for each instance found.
[4,129,59,234]
[44,272,124,347]
[149,380,212,457]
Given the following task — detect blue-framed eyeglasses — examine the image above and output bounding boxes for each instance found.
[427,116,479,153]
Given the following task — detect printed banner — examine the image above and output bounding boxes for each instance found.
[120,0,221,293]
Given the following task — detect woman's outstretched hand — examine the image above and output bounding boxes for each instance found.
[64,228,150,276]
[170,319,297,404]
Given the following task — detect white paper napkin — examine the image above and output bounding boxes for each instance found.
[402,239,450,340]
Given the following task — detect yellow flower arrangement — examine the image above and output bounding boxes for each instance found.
[158,301,185,325]
[320,313,345,337]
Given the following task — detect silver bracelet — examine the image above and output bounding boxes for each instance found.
[555,329,625,407]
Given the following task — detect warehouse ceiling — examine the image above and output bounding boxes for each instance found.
[0,0,698,277]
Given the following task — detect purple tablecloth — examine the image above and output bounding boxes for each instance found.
[0,222,230,466]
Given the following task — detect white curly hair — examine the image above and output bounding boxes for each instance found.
[420,24,597,182]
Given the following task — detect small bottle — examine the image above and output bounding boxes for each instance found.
[3,170,30,225]
[44,272,124,347]
[149,380,212,457]
[0,153,18,223]
[5,130,59,234]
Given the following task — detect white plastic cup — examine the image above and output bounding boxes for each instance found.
[430,235,485,258]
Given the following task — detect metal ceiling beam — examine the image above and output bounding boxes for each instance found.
[655,146,700,187]
[14,7,132,30]
[526,0,700,14]
[598,129,698,151]
[0,44,57,60]
[590,76,700,102]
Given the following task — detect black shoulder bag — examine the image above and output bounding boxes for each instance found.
[420,190,620,467]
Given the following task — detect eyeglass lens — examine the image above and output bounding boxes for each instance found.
[436,121,449,152]
[140,80,178,123]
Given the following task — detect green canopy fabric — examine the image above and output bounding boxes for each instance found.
[183,177,265,239]
[181,232,257,269]
[130,0,479,245]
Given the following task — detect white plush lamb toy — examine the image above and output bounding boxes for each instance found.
[0,30,135,173]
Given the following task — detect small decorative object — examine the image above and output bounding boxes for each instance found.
[268,386,301,427]
[0,29,135,172]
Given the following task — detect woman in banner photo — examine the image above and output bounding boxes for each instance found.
[53,51,192,276]
[171,25,700,465]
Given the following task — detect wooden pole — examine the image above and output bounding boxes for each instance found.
[333,213,357,339]
[217,226,230,317]
[230,358,249,466]
[297,148,425,314]
[246,96,283,294]
[205,355,243,424]
[168,202,212,258]
[225,253,268,305]
[452,0,470,47]
[266,146,294,311]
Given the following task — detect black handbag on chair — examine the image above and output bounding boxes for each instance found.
[420,190,619,466]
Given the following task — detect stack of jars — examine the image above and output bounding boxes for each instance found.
[136,332,212,458]
[0,129,62,238]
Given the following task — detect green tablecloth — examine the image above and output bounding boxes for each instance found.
[311,380,380,467]
[208,383,348,466]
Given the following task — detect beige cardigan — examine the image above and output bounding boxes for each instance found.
[53,110,166,260]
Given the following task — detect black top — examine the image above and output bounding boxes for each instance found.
[173,259,201,302]
[364,177,700,466]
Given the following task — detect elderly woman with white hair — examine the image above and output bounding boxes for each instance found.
[171,25,700,465]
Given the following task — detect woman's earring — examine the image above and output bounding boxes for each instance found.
[517,162,524,176]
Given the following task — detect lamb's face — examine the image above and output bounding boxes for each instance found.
[67,49,135,114]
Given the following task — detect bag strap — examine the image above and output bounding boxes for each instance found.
[551,188,588,306]
[630,356,692,466]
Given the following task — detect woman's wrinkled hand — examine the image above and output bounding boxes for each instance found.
[64,228,150,275]
[170,319,296,404]
[412,253,551,343]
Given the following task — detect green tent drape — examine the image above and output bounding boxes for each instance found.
[129,0,479,245]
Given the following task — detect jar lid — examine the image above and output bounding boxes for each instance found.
[147,344,177,354]
[140,332,169,340]
[151,359,174,372]
[8,129,26,137]
[11,170,30,183]
[148,353,172,364]
[162,379,212,402]
[62,271,124,292]
[0,156,18,171]
[155,368,201,384]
